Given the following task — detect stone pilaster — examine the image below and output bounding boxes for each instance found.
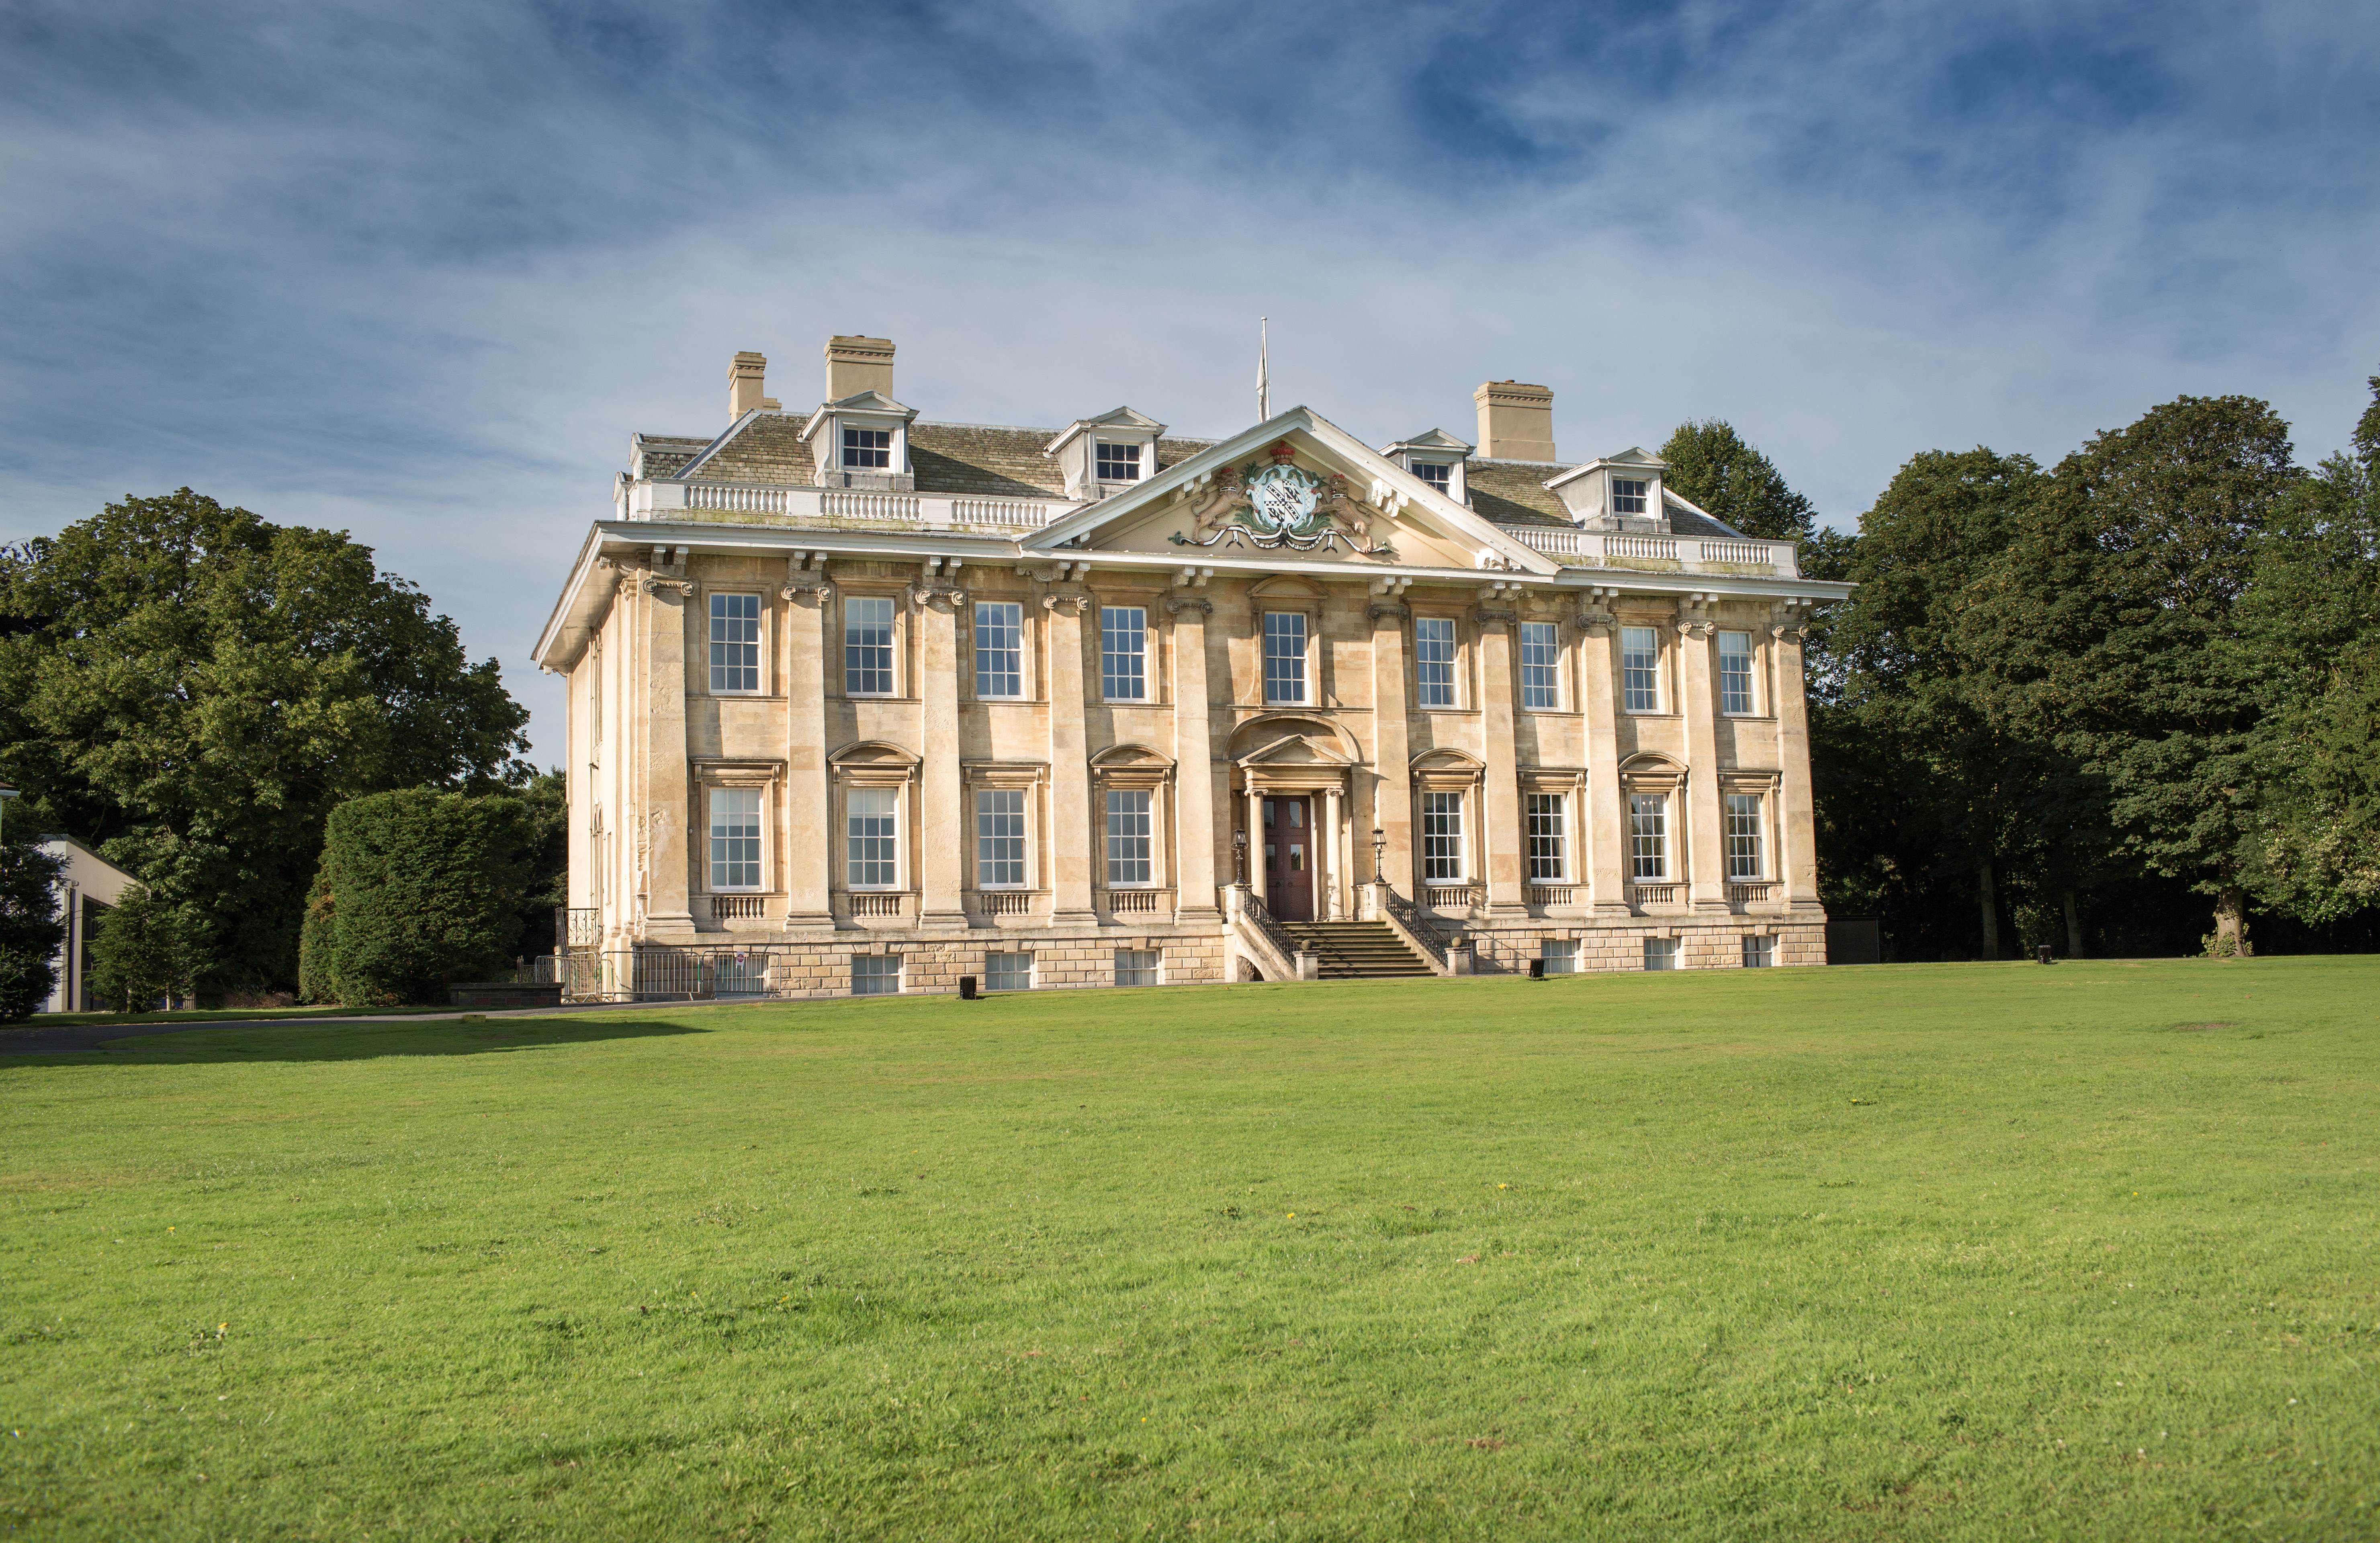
[1166,593,1220,919]
[914,569,968,929]
[1576,594,1631,916]
[639,571,697,941]
[1475,599,1527,917]
[780,564,833,929]
[1773,613,1824,915]
[1679,603,1730,915]
[1368,598,1412,893]
[1044,591,1097,925]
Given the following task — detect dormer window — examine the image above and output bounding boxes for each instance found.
[1612,478,1648,516]
[843,427,892,469]
[1381,430,1473,505]
[1046,407,1166,501]
[1095,442,1142,483]
[1544,451,1670,527]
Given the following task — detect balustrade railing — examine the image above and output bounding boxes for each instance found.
[843,892,907,919]
[1425,883,1484,911]
[1629,882,1682,908]
[708,894,767,921]
[973,890,1037,916]
[557,907,601,948]
[1526,884,1578,907]
[1498,525,1797,576]
[1102,888,1172,915]
[632,481,1068,531]
[1728,881,1778,907]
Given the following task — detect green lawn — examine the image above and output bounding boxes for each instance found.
[2,959,2374,1540]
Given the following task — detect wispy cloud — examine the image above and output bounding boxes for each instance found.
[4,0,2374,754]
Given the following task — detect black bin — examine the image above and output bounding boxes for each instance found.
[959,976,979,1000]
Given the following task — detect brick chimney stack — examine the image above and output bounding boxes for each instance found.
[1473,379,1556,461]
[728,352,780,420]
[825,335,896,401]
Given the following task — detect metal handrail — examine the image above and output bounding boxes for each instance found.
[1380,886,1452,969]
[1237,888,1304,971]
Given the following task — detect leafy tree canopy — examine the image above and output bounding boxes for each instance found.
[304,787,536,1007]
[1657,419,1819,542]
[0,490,530,993]
[0,832,66,1020]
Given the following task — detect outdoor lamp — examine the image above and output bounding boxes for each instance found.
[1232,826,1248,884]
[1371,826,1386,883]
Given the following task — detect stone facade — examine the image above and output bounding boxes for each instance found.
[535,338,1850,999]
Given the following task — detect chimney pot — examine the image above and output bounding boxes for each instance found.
[728,351,769,422]
[824,335,896,402]
[1474,380,1555,461]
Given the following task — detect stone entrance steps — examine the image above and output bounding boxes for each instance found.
[1276,920,1437,979]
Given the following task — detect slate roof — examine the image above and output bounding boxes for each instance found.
[627,413,1750,538]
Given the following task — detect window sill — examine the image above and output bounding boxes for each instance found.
[842,693,919,703]
[1519,708,1582,718]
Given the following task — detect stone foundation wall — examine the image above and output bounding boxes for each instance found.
[1461,920,1827,974]
[613,917,1821,1001]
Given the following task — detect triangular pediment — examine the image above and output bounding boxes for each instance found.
[1045,405,1167,455]
[1238,733,1356,768]
[1028,407,1555,575]
[1381,427,1474,457]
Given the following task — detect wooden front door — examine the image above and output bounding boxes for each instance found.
[1263,795,1316,921]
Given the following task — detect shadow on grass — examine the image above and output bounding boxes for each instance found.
[1,1015,708,1066]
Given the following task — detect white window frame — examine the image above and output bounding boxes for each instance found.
[1541,938,1579,974]
[1420,790,1466,882]
[708,591,763,695]
[1611,477,1649,516]
[1525,792,1567,882]
[1413,461,1451,493]
[1114,948,1161,986]
[1621,625,1662,714]
[984,951,1033,990]
[1094,442,1142,483]
[708,786,764,892]
[841,425,893,469]
[1629,793,1669,881]
[1414,616,1459,709]
[1742,934,1776,968]
[1104,788,1155,887]
[845,786,902,890]
[1725,792,1766,881]
[1643,936,1679,971]
[851,954,901,995]
[1718,629,1758,716]
[844,595,897,697]
[1263,611,1309,705]
[1100,606,1149,702]
[976,787,1029,889]
[974,600,1025,700]
[1518,620,1561,710]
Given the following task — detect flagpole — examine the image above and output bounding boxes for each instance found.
[1257,317,1269,422]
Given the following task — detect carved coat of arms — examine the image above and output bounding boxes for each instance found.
[1172,442,1393,557]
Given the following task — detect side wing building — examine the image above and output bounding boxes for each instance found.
[532,336,1851,995]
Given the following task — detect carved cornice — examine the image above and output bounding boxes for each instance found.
[1041,590,1093,614]
[641,575,694,599]
[1473,606,1516,630]
[1367,602,1410,623]
[780,577,833,606]
[1163,593,1214,618]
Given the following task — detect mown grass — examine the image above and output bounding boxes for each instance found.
[1,958,2374,1540]
[3,1005,452,1032]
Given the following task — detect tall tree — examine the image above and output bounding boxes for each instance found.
[2239,374,2380,923]
[1969,397,2298,953]
[1814,448,2057,956]
[0,833,67,1020]
[1658,420,1819,541]
[0,490,530,993]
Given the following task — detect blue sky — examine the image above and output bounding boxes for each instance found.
[4,0,2374,759]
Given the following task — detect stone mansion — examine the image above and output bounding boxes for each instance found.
[533,336,1849,997]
